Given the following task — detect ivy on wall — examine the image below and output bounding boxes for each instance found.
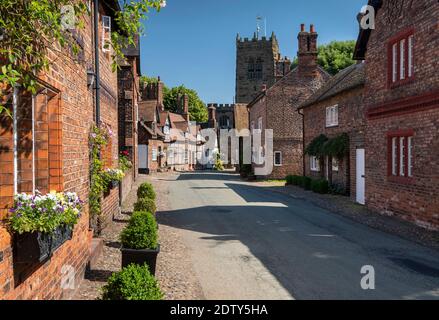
[306,133,349,160]
[0,0,165,115]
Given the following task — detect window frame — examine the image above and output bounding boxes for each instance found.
[387,129,414,183]
[102,15,112,53]
[387,29,415,88]
[310,156,320,172]
[274,151,282,167]
[325,105,339,127]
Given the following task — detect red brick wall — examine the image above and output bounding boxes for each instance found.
[0,4,120,298]
[250,68,328,179]
[303,86,365,200]
[363,0,439,229]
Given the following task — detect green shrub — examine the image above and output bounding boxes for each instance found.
[285,175,293,185]
[311,179,329,194]
[120,211,158,250]
[292,175,302,186]
[302,176,313,190]
[137,183,156,201]
[133,198,156,215]
[101,264,163,300]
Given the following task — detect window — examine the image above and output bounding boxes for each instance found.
[326,105,338,127]
[332,158,339,172]
[102,15,111,53]
[247,58,255,80]
[1,85,62,199]
[388,131,414,179]
[310,156,320,172]
[219,116,230,128]
[274,151,282,166]
[258,117,263,130]
[152,148,157,161]
[184,149,189,164]
[389,31,414,86]
[255,58,263,80]
[205,149,210,158]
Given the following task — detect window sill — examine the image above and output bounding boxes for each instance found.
[388,77,415,89]
[325,124,339,128]
[274,164,282,167]
[387,175,415,185]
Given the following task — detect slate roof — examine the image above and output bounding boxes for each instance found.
[299,63,365,109]
[138,100,157,122]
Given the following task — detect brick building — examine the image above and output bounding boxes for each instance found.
[236,32,291,104]
[248,25,330,179]
[0,0,121,299]
[353,0,439,229]
[299,63,366,203]
[118,40,141,203]
[138,81,167,173]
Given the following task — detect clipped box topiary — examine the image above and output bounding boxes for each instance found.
[137,182,156,201]
[311,179,329,194]
[101,264,163,300]
[133,198,157,215]
[302,176,313,190]
[120,211,160,275]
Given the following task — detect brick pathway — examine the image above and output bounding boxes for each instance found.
[255,180,439,251]
[73,173,204,300]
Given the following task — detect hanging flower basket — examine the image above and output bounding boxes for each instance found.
[9,192,83,264]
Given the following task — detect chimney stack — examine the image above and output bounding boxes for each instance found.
[297,24,318,76]
[208,103,217,129]
[183,94,189,122]
[157,77,164,111]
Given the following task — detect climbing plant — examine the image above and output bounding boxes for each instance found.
[0,0,165,115]
[305,134,328,159]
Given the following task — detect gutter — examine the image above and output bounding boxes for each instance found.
[93,0,101,124]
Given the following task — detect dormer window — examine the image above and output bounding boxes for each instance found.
[389,31,414,87]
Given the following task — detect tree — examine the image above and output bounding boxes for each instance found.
[0,0,165,115]
[290,40,356,75]
[163,85,208,123]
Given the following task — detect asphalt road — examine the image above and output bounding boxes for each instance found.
[159,172,439,300]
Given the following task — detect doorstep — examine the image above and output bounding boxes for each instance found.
[87,237,104,271]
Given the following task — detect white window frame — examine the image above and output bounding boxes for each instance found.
[152,148,157,162]
[102,15,111,53]
[408,35,414,78]
[274,151,282,167]
[392,43,398,83]
[326,105,339,127]
[310,156,320,172]
[390,135,413,178]
[332,158,339,172]
[400,39,406,80]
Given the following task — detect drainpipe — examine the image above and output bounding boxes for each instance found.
[298,108,306,176]
[93,0,101,125]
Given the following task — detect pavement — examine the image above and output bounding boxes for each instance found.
[158,171,439,300]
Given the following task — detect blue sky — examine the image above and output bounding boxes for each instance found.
[140,0,366,104]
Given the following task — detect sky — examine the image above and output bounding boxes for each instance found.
[140,0,367,104]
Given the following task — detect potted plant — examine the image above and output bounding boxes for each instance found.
[133,198,157,215]
[104,168,125,189]
[120,211,160,275]
[8,191,83,264]
[137,182,156,201]
[101,264,163,300]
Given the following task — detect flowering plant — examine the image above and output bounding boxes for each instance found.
[8,191,83,234]
[119,150,133,172]
[104,168,125,183]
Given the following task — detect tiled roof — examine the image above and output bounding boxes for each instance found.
[299,63,365,109]
[138,101,157,122]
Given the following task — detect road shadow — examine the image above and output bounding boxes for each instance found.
[158,173,439,300]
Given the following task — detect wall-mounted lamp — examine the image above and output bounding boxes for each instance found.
[87,68,95,88]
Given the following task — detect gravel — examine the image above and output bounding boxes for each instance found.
[73,173,204,300]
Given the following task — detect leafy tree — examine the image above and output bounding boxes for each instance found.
[290,40,356,75]
[163,85,208,123]
[0,0,165,115]
[140,75,159,87]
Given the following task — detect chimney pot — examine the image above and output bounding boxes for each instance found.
[301,24,305,32]
[310,24,315,33]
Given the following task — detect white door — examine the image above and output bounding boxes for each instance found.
[139,144,148,170]
[356,148,365,205]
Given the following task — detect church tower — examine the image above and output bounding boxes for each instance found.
[235,32,290,104]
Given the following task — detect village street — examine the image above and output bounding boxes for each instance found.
[156,172,439,300]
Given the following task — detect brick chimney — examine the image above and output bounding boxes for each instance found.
[182,94,189,122]
[208,103,217,128]
[157,76,164,111]
[297,24,318,76]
